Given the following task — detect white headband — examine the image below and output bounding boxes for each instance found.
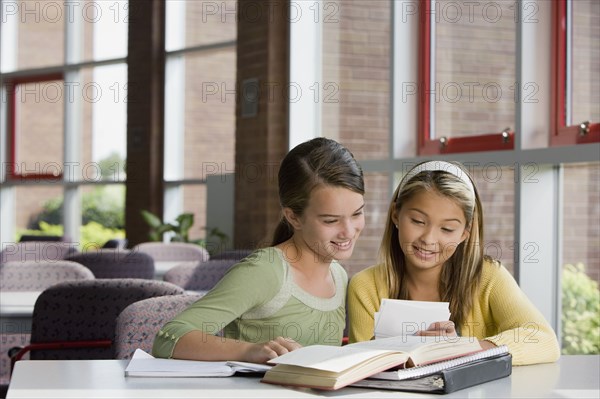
[397,161,475,200]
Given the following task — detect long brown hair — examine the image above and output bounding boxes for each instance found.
[271,137,364,245]
[379,161,484,327]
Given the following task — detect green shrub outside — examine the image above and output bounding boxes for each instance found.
[29,186,124,230]
[17,221,125,251]
[561,263,600,355]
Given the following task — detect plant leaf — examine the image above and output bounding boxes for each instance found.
[140,210,163,228]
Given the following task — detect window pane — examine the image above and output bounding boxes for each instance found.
[80,184,125,249]
[180,49,236,180]
[571,0,600,125]
[79,64,127,182]
[181,184,207,243]
[323,0,391,159]
[433,0,516,138]
[14,186,64,240]
[344,172,389,276]
[562,163,600,278]
[81,0,128,62]
[471,165,515,274]
[0,0,64,72]
[13,79,64,177]
[561,162,600,354]
[166,0,236,51]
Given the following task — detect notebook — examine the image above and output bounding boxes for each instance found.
[350,345,512,394]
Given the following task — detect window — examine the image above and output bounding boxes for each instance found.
[163,1,236,246]
[419,0,516,154]
[291,0,600,355]
[0,0,128,247]
[551,0,599,145]
[561,162,600,354]
[6,74,64,180]
[321,0,391,160]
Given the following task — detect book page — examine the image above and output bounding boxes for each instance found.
[267,345,408,373]
[374,299,451,338]
[348,335,453,352]
[348,335,482,366]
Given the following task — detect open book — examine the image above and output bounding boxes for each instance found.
[124,349,271,377]
[261,335,482,390]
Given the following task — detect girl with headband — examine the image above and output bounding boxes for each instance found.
[347,161,560,365]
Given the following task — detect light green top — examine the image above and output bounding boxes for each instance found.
[152,247,348,358]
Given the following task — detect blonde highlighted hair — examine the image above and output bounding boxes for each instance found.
[379,161,484,328]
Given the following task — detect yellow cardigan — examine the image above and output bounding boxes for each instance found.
[347,260,561,366]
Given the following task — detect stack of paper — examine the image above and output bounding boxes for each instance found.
[374,299,451,338]
[124,349,271,377]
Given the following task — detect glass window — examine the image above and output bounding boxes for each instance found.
[0,0,129,245]
[181,184,207,242]
[552,0,599,145]
[8,76,64,179]
[561,162,600,354]
[0,0,65,72]
[80,184,126,250]
[570,0,599,126]
[14,186,64,241]
[562,163,599,281]
[164,0,237,254]
[181,50,236,180]
[79,64,128,182]
[322,1,391,160]
[81,0,128,62]
[344,172,389,276]
[166,0,236,51]
[470,164,515,274]
[421,0,516,154]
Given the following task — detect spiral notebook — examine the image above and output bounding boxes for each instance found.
[350,345,512,394]
[368,344,509,381]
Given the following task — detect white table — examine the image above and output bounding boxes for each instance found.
[0,291,41,335]
[6,355,599,398]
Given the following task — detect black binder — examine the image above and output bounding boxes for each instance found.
[351,352,512,394]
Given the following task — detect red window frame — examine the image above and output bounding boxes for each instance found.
[417,0,514,155]
[5,73,64,181]
[550,0,599,146]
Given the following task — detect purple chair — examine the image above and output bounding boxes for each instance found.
[0,260,94,291]
[66,249,155,279]
[133,242,210,264]
[10,279,184,363]
[162,259,238,291]
[0,260,95,388]
[0,242,77,264]
[114,293,204,359]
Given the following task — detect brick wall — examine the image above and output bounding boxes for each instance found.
[234,0,290,249]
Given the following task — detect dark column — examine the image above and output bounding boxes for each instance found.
[125,0,165,247]
[234,0,290,248]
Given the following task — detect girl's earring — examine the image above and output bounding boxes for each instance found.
[395,225,399,229]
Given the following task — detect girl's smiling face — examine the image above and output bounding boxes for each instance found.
[393,189,469,273]
[286,185,365,264]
